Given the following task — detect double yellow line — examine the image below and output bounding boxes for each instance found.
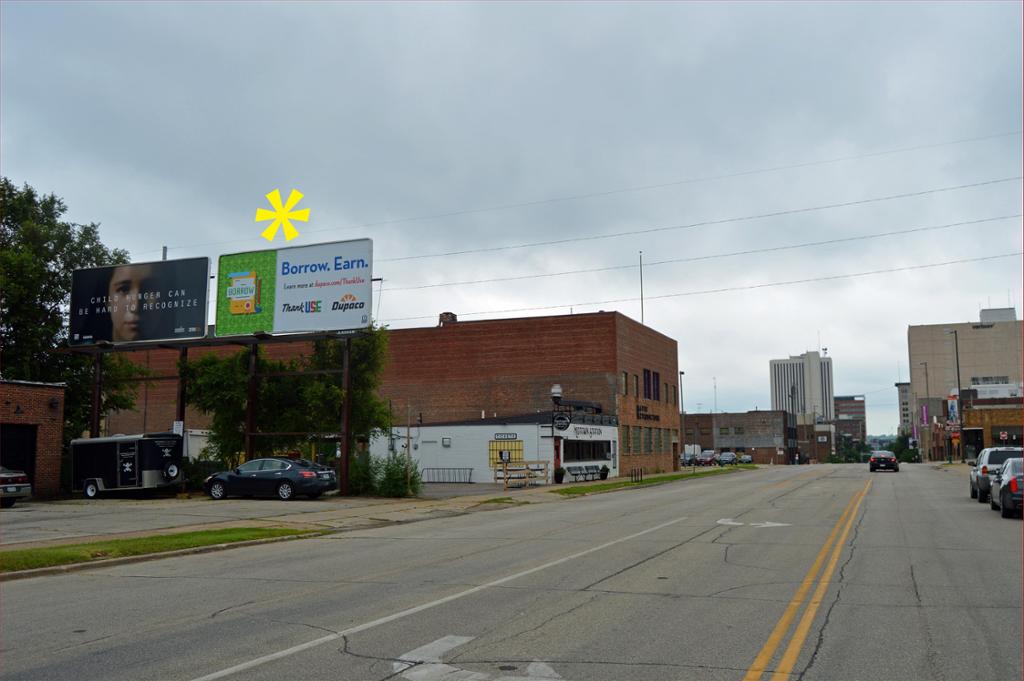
[742,478,873,681]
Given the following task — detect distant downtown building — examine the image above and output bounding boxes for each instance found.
[894,382,912,435]
[834,395,866,444]
[769,351,834,423]
[907,307,1023,459]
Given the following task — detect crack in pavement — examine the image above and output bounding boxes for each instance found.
[210,600,256,618]
[798,495,865,681]
[453,592,601,656]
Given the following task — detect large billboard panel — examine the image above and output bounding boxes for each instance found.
[216,239,372,336]
[70,258,210,345]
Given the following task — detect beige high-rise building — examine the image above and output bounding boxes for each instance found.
[907,308,1022,456]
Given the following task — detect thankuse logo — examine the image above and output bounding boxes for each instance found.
[282,300,322,313]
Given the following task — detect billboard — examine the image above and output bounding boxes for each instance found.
[70,258,210,346]
[215,239,372,336]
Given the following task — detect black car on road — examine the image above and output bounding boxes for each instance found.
[869,451,899,472]
[204,457,337,500]
[989,457,1023,519]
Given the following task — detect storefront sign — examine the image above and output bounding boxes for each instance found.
[494,433,518,440]
[636,404,660,422]
[216,239,372,336]
[70,258,209,345]
[553,414,571,431]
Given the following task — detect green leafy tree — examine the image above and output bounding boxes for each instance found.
[179,326,392,482]
[0,178,142,448]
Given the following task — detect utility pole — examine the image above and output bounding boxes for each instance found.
[713,376,718,413]
[406,404,412,496]
[679,370,688,471]
[920,361,930,461]
[947,329,963,463]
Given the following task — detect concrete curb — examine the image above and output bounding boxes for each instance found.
[0,531,325,583]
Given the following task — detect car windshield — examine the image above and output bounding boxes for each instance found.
[988,450,1020,466]
[1008,459,1023,475]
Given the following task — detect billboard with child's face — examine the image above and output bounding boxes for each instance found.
[69,258,209,345]
[215,239,372,337]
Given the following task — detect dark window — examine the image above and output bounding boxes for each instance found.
[653,372,661,401]
[634,374,640,397]
[563,439,611,462]
[735,427,745,434]
[719,427,729,435]
[621,372,629,395]
[643,370,652,400]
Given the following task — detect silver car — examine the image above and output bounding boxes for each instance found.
[970,447,1022,503]
[0,466,32,509]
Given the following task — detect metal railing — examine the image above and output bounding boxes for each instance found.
[420,467,474,484]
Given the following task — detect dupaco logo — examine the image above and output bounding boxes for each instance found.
[332,293,365,312]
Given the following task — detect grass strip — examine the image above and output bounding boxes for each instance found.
[0,527,318,573]
[479,497,530,506]
[551,465,757,497]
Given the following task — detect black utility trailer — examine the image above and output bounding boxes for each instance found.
[71,433,184,498]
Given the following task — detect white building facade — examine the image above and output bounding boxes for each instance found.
[769,351,834,423]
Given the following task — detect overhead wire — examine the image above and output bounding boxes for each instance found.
[152,129,1022,255]
[382,252,1023,323]
[385,214,1021,291]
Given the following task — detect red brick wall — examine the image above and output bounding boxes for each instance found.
[0,382,65,498]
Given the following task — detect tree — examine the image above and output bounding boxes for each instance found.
[179,326,392,474]
[0,178,142,446]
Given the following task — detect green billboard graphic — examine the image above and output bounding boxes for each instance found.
[215,250,277,336]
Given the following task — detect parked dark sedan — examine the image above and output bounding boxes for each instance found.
[990,458,1023,519]
[0,466,31,508]
[204,457,337,500]
[718,452,738,466]
[696,451,717,466]
[869,451,899,472]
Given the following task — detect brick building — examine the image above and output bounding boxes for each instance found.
[683,410,797,464]
[0,379,66,498]
[106,310,681,475]
[834,394,866,445]
[381,311,680,474]
[959,399,1023,460]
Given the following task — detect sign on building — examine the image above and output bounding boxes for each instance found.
[215,239,372,336]
[70,258,210,345]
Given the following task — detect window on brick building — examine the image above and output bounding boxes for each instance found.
[620,426,630,454]
[685,428,695,437]
[719,427,729,435]
[643,370,652,399]
[621,372,629,395]
[735,426,745,434]
[634,374,640,398]
[654,428,662,453]
[643,427,652,453]
[672,386,677,406]
[653,372,661,401]
[632,426,641,454]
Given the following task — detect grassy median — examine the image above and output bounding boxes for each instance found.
[0,527,319,573]
[551,464,757,497]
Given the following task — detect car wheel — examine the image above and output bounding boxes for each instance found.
[991,495,1000,511]
[277,481,294,501]
[0,498,15,509]
[977,488,987,503]
[209,481,227,500]
[869,466,876,472]
[970,482,977,499]
[894,467,899,473]
[84,481,99,499]
[1000,492,1013,518]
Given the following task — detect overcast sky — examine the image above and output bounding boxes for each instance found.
[3,1,1021,434]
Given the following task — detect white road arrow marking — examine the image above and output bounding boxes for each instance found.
[394,638,565,681]
[717,518,743,526]
[749,521,791,528]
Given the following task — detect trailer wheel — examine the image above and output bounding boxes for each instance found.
[83,481,99,499]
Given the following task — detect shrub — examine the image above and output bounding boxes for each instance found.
[377,453,421,497]
[348,451,381,496]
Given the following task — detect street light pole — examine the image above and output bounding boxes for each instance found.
[679,370,690,471]
[947,329,963,463]
[920,361,930,461]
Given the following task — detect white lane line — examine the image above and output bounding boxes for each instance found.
[190,515,689,681]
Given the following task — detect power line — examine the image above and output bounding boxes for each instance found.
[377,176,1021,263]
[382,252,1022,323]
[155,130,1022,255]
[386,214,1020,291]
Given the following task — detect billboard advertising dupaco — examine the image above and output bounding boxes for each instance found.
[215,239,372,336]
[69,258,210,345]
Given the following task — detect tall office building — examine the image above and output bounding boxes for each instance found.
[895,382,912,435]
[770,351,835,422]
[834,395,866,443]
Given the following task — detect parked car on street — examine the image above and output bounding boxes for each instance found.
[738,454,753,464]
[696,451,717,466]
[681,452,696,467]
[869,451,899,472]
[204,457,337,500]
[718,452,738,466]
[0,466,31,508]
[989,457,1023,518]
[970,447,1022,503]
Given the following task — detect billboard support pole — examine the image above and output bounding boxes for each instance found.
[176,348,188,424]
[339,337,352,495]
[90,354,103,438]
[245,344,258,461]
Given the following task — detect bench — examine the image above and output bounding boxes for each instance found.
[584,465,602,480]
[566,466,589,482]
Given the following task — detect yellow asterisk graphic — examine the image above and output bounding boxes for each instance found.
[255,189,310,242]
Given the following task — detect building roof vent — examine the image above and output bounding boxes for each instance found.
[979,307,1016,323]
[438,312,458,326]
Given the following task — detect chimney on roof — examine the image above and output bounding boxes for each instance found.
[438,311,458,327]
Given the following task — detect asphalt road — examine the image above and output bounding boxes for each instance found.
[1,464,1019,681]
